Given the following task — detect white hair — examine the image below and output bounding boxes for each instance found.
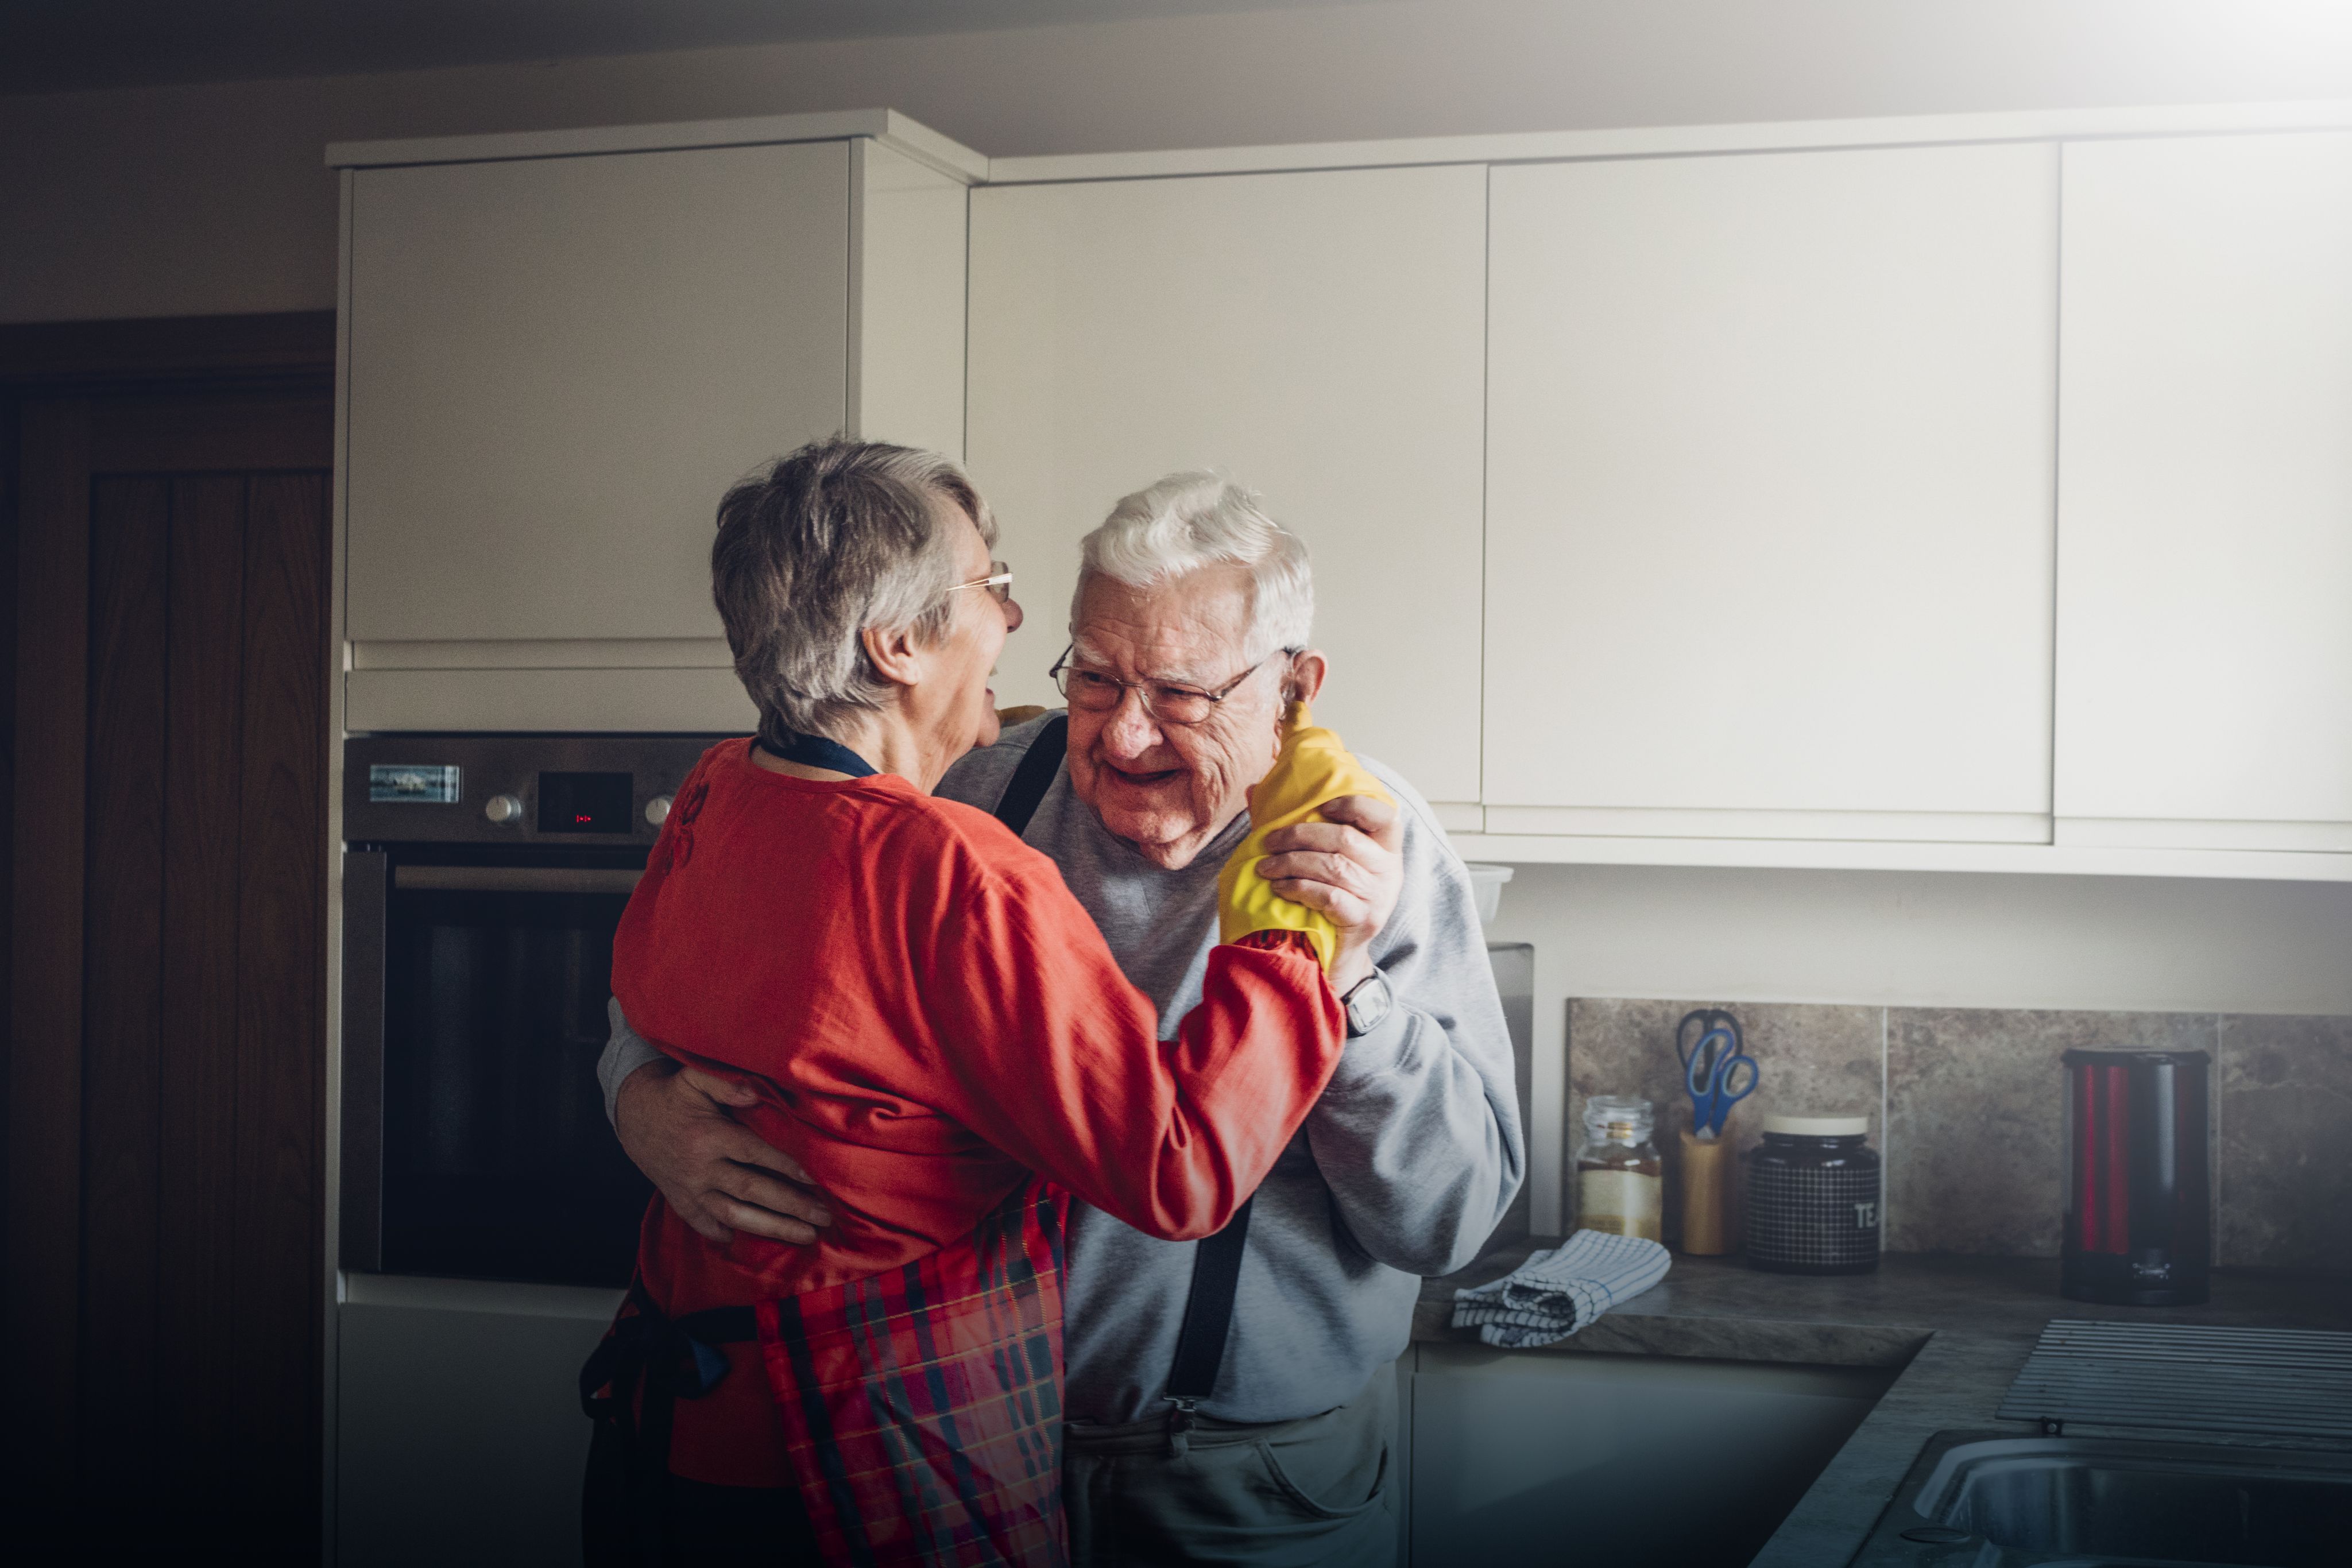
[1073,473,1314,661]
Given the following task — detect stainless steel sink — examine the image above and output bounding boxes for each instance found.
[1850,1430,2352,1567]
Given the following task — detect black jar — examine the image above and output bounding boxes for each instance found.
[1745,1115,1881,1275]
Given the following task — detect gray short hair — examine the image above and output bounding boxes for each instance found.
[1074,473,1313,660]
[712,436,996,742]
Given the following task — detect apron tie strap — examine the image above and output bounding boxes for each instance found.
[581,1280,760,1565]
[581,1280,753,1421]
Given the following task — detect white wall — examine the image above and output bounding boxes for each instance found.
[1483,864,2352,1233]
[7,0,2352,323]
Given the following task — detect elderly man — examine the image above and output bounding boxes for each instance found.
[598,473,1522,1563]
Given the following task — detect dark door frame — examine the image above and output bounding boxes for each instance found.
[0,310,336,392]
[2,310,335,1509]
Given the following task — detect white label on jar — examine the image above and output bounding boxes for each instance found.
[1578,1169,1663,1241]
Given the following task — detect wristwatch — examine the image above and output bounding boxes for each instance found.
[1340,970,1395,1038]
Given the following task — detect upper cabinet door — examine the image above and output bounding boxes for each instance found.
[2056,133,2352,853]
[966,166,1488,810]
[345,142,850,645]
[1484,145,2060,842]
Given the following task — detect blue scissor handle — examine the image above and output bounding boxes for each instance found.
[1685,1031,1759,1136]
[1683,1027,1732,1097]
[1707,1054,1758,1133]
[1714,1011,1745,1062]
[1676,1009,1742,1078]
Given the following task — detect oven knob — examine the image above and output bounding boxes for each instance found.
[483,794,524,824]
[645,795,673,827]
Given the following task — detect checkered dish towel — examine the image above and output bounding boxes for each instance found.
[1450,1229,1672,1348]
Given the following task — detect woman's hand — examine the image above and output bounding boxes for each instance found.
[613,1061,835,1245]
[1255,792,1405,995]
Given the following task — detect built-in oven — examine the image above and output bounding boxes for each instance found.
[340,734,728,1288]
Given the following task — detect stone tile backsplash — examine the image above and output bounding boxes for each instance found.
[1885,1008,2218,1259]
[1566,999,1879,1155]
[1566,999,2347,1274]
[2216,1014,2352,1274]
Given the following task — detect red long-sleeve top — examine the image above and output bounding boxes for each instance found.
[612,740,1345,1485]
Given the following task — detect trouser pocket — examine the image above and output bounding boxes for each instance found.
[1065,1373,1400,1568]
[1251,1434,1390,1522]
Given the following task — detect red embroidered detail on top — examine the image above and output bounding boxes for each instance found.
[668,777,711,870]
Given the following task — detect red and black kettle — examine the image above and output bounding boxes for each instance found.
[2061,1048,2211,1306]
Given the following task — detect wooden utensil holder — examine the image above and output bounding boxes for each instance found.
[1677,1126,1737,1256]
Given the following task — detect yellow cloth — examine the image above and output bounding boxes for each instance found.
[1216,701,1395,972]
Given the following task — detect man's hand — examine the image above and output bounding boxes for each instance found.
[613,1060,834,1246]
[1256,792,1406,994]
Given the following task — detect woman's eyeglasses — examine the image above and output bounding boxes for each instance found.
[949,561,1015,604]
[1048,644,1296,727]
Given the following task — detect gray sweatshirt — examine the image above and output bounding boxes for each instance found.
[597,715,1522,1426]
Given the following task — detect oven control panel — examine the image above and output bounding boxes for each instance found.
[344,734,733,845]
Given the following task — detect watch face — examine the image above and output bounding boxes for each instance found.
[1345,973,1393,1035]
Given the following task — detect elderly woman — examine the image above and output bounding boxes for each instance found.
[581,438,1361,1567]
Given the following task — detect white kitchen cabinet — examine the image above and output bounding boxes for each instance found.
[336,118,974,731]
[2054,131,2352,854]
[1482,145,2060,843]
[966,165,1488,814]
[338,1274,623,1568]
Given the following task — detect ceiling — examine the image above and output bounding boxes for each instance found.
[0,0,1375,95]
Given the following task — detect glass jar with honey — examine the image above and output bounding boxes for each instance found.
[1576,1095,1663,1241]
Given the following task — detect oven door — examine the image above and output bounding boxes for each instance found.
[343,846,655,1287]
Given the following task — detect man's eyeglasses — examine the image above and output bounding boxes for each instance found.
[949,561,1015,604]
[1049,644,1297,727]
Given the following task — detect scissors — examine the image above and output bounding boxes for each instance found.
[1675,1009,1759,1138]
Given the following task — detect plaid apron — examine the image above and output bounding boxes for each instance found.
[759,1181,1071,1566]
[584,1180,1070,1567]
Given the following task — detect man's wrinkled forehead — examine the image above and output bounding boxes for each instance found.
[1070,567,1256,684]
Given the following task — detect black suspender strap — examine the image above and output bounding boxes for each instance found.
[991,714,1069,835]
[987,711,1254,1454]
[1162,1195,1254,1456]
[991,711,1252,1458]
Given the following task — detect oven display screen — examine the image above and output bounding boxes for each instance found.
[369,764,462,804]
[539,772,633,835]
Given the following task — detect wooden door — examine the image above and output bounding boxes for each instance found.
[2054,130,2352,852]
[966,165,1490,814]
[1483,144,2060,843]
[8,384,331,1557]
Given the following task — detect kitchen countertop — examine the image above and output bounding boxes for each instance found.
[1415,1242,2351,1567]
